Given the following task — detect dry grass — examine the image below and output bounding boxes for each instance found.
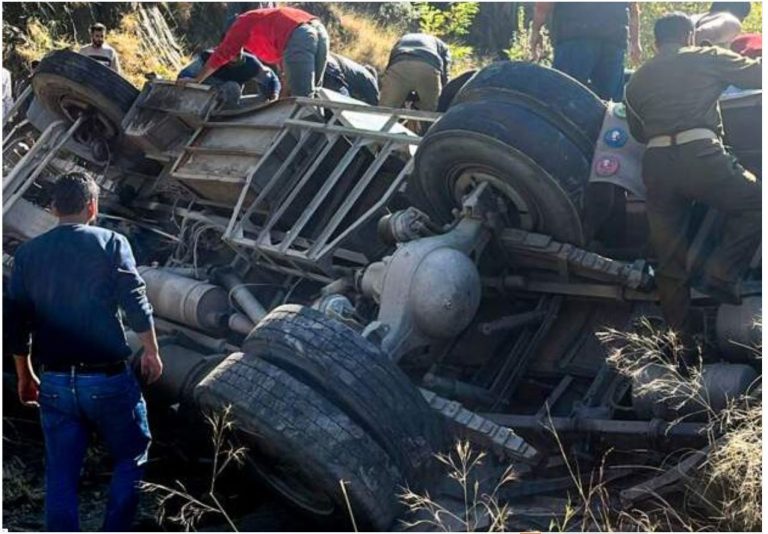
[600,321,714,422]
[326,5,401,75]
[13,12,188,89]
[107,13,188,88]
[2,455,44,505]
[399,440,517,532]
[697,396,761,531]
[403,319,761,532]
[595,319,762,531]
[140,405,247,531]
[14,18,74,65]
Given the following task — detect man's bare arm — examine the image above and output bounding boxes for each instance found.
[136,328,163,384]
[14,354,39,407]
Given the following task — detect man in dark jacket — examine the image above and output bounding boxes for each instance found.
[530,2,642,101]
[379,33,451,111]
[624,12,761,344]
[8,172,163,531]
[323,53,379,105]
[179,49,281,102]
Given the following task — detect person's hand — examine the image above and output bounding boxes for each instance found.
[141,350,163,384]
[629,40,643,66]
[529,30,543,62]
[18,374,39,407]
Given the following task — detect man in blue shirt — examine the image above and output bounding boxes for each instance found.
[8,172,163,531]
[178,48,281,103]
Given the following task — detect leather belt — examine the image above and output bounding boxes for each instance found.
[647,128,719,148]
[41,360,128,376]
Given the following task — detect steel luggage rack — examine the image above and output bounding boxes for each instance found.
[221,93,441,282]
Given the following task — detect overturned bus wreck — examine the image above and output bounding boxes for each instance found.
[3,51,762,529]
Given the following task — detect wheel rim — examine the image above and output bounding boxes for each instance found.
[239,429,336,516]
[59,96,118,140]
[451,167,539,231]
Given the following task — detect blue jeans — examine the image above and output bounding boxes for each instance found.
[553,38,626,101]
[38,368,151,531]
[283,20,330,97]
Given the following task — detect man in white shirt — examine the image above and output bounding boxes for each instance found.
[78,23,121,73]
[2,67,13,118]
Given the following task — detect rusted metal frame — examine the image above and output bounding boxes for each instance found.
[229,233,367,267]
[225,129,314,243]
[255,132,341,245]
[308,141,396,260]
[233,112,334,245]
[294,96,442,122]
[184,145,266,158]
[481,414,708,444]
[230,235,310,278]
[2,84,33,129]
[379,113,401,132]
[251,259,333,283]
[3,119,33,150]
[301,106,416,258]
[420,388,541,465]
[4,116,84,213]
[172,173,249,184]
[489,296,563,410]
[572,360,632,419]
[315,158,415,261]
[499,228,649,289]
[283,119,422,145]
[227,242,334,284]
[169,122,207,176]
[151,79,212,91]
[535,375,576,419]
[497,276,660,301]
[478,310,548,336]
[554,328,597,378]
[265,238,369,265]
[133,102,213,117]
[202,122,283,130]
[277,138,365,253]
[221,105,304,241]
[619,445,711,505]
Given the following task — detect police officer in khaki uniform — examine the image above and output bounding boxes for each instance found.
[379,33,451,111]
[625,12,761,341]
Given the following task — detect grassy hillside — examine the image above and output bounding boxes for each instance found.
[2,2,763,87]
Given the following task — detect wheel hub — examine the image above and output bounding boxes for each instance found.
[453,169,536,231]
[59,96,116,163]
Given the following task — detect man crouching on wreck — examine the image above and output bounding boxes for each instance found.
[8,172,163,531]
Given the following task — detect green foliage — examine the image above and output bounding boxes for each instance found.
[416,2,482,76]
[417,2,480,40]
[504,4,552,66]
[634,2,763,66]
[741,2,762,33]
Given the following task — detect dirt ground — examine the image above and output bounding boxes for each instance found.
[2,398,335,532]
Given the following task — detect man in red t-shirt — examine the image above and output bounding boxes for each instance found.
[731,33,761,58]
[184,7,329,97]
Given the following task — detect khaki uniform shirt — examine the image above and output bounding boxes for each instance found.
[78,43,121,73]
[624,44,761,143]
